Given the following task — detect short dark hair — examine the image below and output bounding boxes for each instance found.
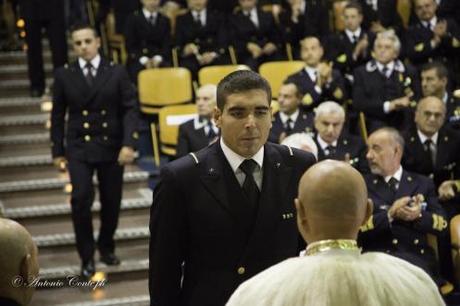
[282,80,302,98]
[70,23,98,37]
[344,1,363,15]
[421,61,449,80]
[216,70,272,110]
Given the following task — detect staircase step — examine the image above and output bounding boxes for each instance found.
[0,113,48,126]
[0,170,149,193]
[0,96,42,108]
[4,188,152,219]
[0,154,51,167]
[0,133,49,145]
[0,63,52,73]
[30,279,149,306]
[34,226,149,248]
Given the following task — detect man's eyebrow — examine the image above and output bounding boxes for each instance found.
[227,106,246,111]
[255,105,270,110]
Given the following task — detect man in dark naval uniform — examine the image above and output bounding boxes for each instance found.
[149,70,316,306]
[124,0,172,83]
[312,101,368,174]
[50,24,139,279]
[268,81,314,144]
[359,127,447,286]
[18,0,68,96]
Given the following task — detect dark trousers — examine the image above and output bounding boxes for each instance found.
[67,158,124,263]
[24,17,67,91]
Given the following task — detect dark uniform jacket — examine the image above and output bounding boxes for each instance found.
[175,10,228,59]
[402,126,460,188]
[313,133,369,174]
[176,119,216,158]
[124,10,171,66]
[406,17,460,67]
[359,170,447,282]
[228,8,282,64]
[445,92,460,130]
[268,110,314,143]
[278,1,329,59]
[286,67,347,112]
[51,58,138,162]
[149,141,316,306]
[352,59,421,132]
[358,0,404,37]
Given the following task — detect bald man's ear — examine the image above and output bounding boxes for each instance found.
[295,198,309,241]
[361,198,374,226]
[20,254,32,283]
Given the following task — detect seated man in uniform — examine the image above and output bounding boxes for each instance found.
[0,218,39,306]
[359,127,448,286]
[312,101,368,174]
[286,36,347,113]
[176,84,219,157]
[420,61,460,130]
[268,81,313,144]
[227,160,444,306]
[353,30,421,132]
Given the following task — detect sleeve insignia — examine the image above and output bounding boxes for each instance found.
[414,43,424,52]
[333,88,343,100]
[453,38,460,48]
[302,94,313,105]
[337,54,347,63]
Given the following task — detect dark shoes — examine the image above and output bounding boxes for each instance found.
[81,259,95,279]
[100,253,121,266]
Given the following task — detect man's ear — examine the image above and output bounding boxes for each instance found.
[20,254,32,282]
[295,198,309,240]
[213,107,222,128]
[361,198,374,226]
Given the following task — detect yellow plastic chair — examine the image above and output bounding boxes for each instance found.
[138,67,193,115]
[198,65,250,86]
[156,104,197,157]
[259,61,305,98]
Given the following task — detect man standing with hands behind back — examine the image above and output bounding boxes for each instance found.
[50,24,138,279]
[149,70,316,306]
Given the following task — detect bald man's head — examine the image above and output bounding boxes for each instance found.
[0,218,39,305]
[295,160,372,243]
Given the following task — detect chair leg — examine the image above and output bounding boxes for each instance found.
[150,122,160,167]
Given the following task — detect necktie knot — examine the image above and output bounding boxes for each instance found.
[240,159,258,176]
[325,145,336,156]
[206,120,216,139]
[285,118,293,131]
[149,14,156,25]
[387,177,398,192]
[424,139,433,148]
[381,66,389,78]
[84,62,95,86]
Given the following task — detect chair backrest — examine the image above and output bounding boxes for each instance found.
[138,68,193,114]
[159,104,197,146]
[198,65,250,86]
[259,61,305,98]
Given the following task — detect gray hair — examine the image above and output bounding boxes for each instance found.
[314,101,345,120]
[374,127,405,150]
[375,30,401,54]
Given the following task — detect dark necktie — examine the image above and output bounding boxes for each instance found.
[285,118,293,133]
[387,177,398,193]
[352,34,358,45]
[239,159,260,207]
[325,145,336,156]
[381,66,389,78]
[85,62,95,86]
[149,14,156,26]
[424,139,436,168]
[206,120,216,139]
[195,12,202,27]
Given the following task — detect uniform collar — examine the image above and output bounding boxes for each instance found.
[78,54,101,70]
[316,134,338,150]
[279,109,300,124]
[220,137,264,173]
[417,129,439,145]
[384,165,403,183]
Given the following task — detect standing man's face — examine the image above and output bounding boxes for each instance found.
[373,37,397,65]
[278,84,300,115]
[421,69,447,97]
[72,29,100,62]
[343,8,363,32]
[314,113,344,144]
[300,38,324,67]
[214,89,272,158]
[415,0,437,22]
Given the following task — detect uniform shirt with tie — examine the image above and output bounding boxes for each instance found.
[316,135,338,156]
[220,138,263,191]
[417,130,438,167]
[384,165,403,191]
[78,55,100,83]
[194,116,218,139]
[192,9,207,27]
[138,9,163,66]
[279,110,300,133]
[304,66,322,94]
[379,61,399,114]
[243,7,259,28]
[345,28,362,45]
